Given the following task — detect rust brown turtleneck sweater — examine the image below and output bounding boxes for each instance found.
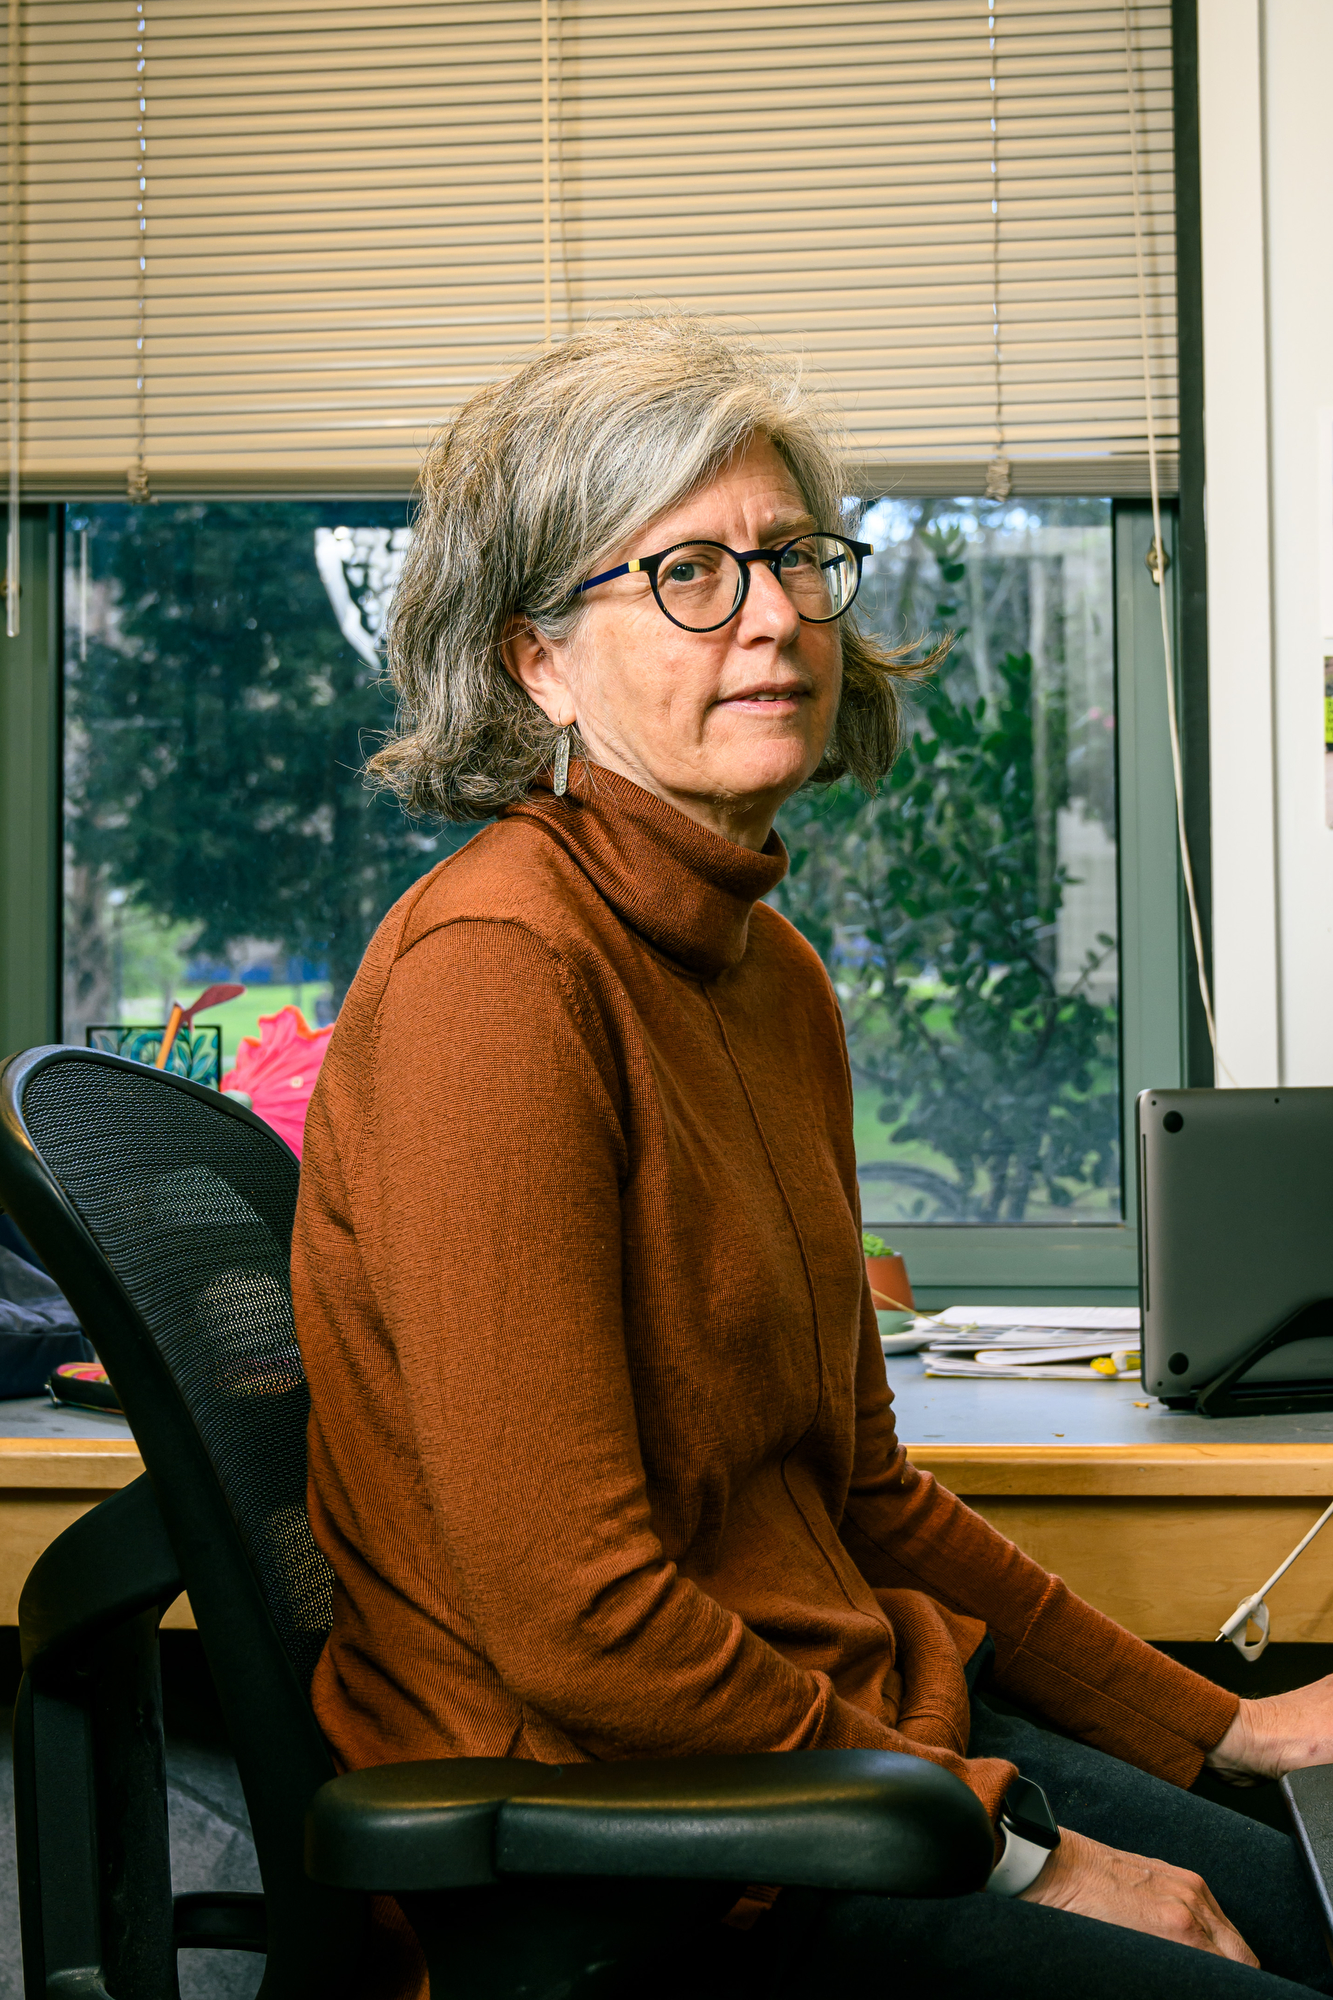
[292,765,1237,1827]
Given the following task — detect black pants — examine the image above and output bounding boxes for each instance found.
[695,1695,1333,1999]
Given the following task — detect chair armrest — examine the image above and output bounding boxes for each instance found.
[19,1471,182,1676]
[306,1748,994,1898]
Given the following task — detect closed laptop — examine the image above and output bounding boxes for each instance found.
[1138,1087,1333,1406]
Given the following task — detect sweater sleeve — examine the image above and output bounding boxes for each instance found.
[334,918,1017,1814]
[837,1300,1239,1788]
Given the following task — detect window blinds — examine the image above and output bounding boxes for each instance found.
[10,0,1177,498]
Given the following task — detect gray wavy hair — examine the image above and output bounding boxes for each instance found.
[368,314,934,820]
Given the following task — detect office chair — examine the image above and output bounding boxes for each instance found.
[0,1045,993,2000]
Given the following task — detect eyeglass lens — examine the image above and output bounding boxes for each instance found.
[654,534,859,632]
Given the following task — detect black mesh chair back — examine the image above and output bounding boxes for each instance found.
[1,1044,1001,2000]
[0,1044,364,1999]
[14,1044,332,1683]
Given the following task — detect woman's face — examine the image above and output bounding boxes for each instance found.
[504,435,844,850]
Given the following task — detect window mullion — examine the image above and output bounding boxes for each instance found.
[0,505,59,1056]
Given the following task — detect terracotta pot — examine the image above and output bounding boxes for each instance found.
[864,1253,915,1313]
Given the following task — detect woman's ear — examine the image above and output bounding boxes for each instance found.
[500,616,576,728]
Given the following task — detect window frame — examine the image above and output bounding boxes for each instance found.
[2,501,1193,1313]
[0,506,61,1062]
[884,500,1187,1307]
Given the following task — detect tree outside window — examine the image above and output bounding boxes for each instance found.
[774,497,1119,1226]
[64,495,1120,1228]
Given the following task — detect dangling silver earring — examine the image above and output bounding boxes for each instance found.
[552,725,572,797]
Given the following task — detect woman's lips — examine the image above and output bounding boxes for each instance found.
[718,687,808,707]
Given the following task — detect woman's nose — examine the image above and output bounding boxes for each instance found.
[738,555,801,640]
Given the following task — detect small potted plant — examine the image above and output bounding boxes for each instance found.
[862,1232,915,1317]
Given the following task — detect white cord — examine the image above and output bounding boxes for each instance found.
[1122,0,1220,1077]
[1217,1499,1333,1661]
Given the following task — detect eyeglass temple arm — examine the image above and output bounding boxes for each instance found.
[576,559,641,595]
[818,539,873,576]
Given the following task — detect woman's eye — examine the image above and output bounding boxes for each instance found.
[668,562,701,584]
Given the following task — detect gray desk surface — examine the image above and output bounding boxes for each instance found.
[0,1394,131,1442]
[5,1365,1333,1451]
[885,1353,1333,1445]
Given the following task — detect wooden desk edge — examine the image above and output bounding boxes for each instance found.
[4,1435,1333,1498]
[907,1441,1333,1496]
[0,1436,143,1490]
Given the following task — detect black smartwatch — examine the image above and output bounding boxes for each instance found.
[986,1775,1060,1896]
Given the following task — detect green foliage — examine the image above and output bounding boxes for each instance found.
[776,524,1118,1223]
[66,503,465,1004]
[65,497,1119,1223]
[861,1232,896,1258]
[87,1023,220,1087]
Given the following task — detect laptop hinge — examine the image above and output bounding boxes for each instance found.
[1192,1298,1333,1417]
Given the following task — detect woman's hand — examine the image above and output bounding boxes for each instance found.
[1207,1675,1333,1783]
[1019,1827,1258,1965]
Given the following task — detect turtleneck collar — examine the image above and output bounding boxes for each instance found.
[500,763,788,979]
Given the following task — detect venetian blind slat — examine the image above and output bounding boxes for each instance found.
[8,0,1176,496]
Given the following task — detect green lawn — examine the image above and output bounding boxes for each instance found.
[852,1084,1121,1227]
[115,983,1118,1224]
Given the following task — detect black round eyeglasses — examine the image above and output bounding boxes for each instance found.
[576,532,873,634]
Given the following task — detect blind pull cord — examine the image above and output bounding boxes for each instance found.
[540,0,552,346]
[1123,0,1286,1659]
[1126,4,1313,1663]
[539,0,571,344]
[129,0,149,503]
[984,4,1010,503]
[5,0,18,637]
[1123,0,1220,1077]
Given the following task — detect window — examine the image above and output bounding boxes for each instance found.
[49,492,1179,1299]
[1,3,1194,1309]
[775,496,1119,1230]
[61,502,444,1070]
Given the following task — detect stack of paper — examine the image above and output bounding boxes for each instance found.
[906,1306,1142,1381]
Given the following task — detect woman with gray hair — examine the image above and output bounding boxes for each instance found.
[293,317,1333,1998]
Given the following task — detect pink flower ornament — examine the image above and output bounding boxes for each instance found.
[220,1005,334,1157]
